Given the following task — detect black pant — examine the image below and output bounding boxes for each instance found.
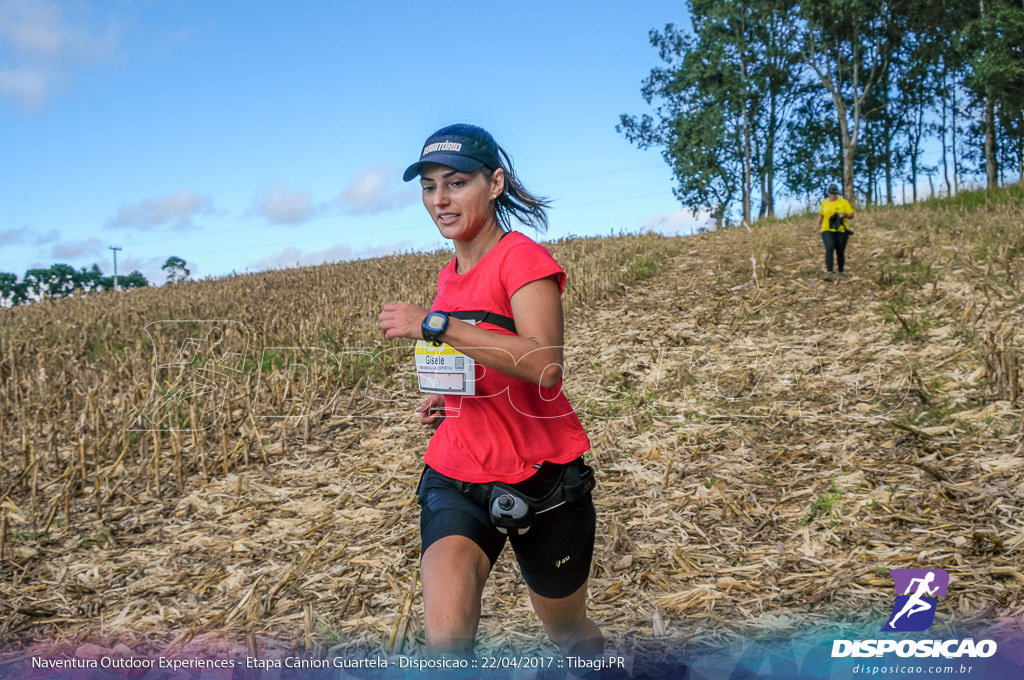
[821,231,850,273]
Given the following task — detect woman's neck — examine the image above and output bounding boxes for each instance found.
[454,222,505,274]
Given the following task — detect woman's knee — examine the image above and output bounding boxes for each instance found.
[529,582,602,650]
[420,536,491,652]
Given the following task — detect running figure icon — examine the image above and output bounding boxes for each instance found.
[882,568,949,632]
[887,572,938,628]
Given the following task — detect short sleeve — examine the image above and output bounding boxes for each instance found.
[500,235,566,297]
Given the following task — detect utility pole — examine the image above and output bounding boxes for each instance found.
[109,245,122,291]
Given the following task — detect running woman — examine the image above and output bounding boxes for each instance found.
[379,124,603,662]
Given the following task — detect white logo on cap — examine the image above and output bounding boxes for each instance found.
[422,141,462,155]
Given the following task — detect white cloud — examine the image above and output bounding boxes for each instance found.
[0,226,32,244]
[0,226,59,270]
[0,0,122,112]
[108,190,216,231]
[33,228,58,244]
[52,237,102,258]
[251,240,417,272]
[334,165,417,214]
[253,183,316,224]
[641,209,709,236]
[139,256,177,282]
[0,67,46,110]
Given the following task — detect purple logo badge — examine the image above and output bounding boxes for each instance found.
[881,568,949,632]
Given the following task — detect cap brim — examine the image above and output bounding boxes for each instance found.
[403,154,486,182]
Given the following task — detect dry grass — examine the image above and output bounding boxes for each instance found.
[0,194,1022,662]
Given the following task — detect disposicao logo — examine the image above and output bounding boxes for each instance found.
[881,568,949,632]
[831,568,999,660]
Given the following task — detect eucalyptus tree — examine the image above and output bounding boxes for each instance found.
[729,0,806,219]
[619,0,803,225]
[40,264,80,298]
[896,44,937,202]
[77,264,109,293]
[619,23,739,223]
[916,1,974,195]
[795,0,903,203]
[118,271,150,290]
[162,256,191,284]
[782,96,843,205]
[1001,112,1024,183]
[0,272,24,306]
[963,0,1024,188]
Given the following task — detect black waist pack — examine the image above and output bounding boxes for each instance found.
[488,459,595,536]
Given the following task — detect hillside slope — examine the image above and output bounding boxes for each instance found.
[0,192,1022,659]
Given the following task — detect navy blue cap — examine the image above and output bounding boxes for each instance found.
[403,124,502,182]
[828,184,840,194]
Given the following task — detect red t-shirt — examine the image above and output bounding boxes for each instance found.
[424,231,591,483]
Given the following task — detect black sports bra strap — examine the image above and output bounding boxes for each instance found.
[448,310,517,334]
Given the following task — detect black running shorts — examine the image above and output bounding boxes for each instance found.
[416,459,597,599]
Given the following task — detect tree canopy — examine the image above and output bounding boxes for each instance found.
[621,0,1024,225]
[162,256,191,285]
[0,263,149,307]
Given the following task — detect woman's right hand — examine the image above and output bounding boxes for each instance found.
[379,302,429,341]
[415,393,445,428]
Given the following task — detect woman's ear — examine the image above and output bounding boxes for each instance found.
[490,167,505,198]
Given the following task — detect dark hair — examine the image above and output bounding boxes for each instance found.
[490,144,550,234]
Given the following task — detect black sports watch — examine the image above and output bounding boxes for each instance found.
[421,311,449,344]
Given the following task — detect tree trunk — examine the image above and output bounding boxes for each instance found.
[985,96,998,189]
[952,84,960,194]
[765,99,777,219]
[1017,129,1023,184]
[741,55,752,226]
[843,140,856,204]
[832,87,855,201]
[911,105,923,202]
[881,76,894,205]
[940,76,951,196]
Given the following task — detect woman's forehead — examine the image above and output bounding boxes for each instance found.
[419,163,469,180]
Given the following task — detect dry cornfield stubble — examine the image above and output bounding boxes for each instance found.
[0,193,1022,661]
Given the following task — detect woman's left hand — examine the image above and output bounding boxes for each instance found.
[379,302,428,341]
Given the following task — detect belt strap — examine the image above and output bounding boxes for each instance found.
[492,460,595,514]
[449,460,595,512]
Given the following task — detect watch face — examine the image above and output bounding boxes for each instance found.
[425,313,446,331]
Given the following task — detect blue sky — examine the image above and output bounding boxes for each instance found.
[0,0,706,285]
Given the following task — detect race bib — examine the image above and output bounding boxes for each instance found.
[415,340,476,395]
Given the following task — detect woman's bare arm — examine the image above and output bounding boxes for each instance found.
[379,276,565,388]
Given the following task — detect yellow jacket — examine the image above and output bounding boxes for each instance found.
[819,197,854,233]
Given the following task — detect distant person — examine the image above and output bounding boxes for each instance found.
[815,184,854,280]
[378,124,603,663]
